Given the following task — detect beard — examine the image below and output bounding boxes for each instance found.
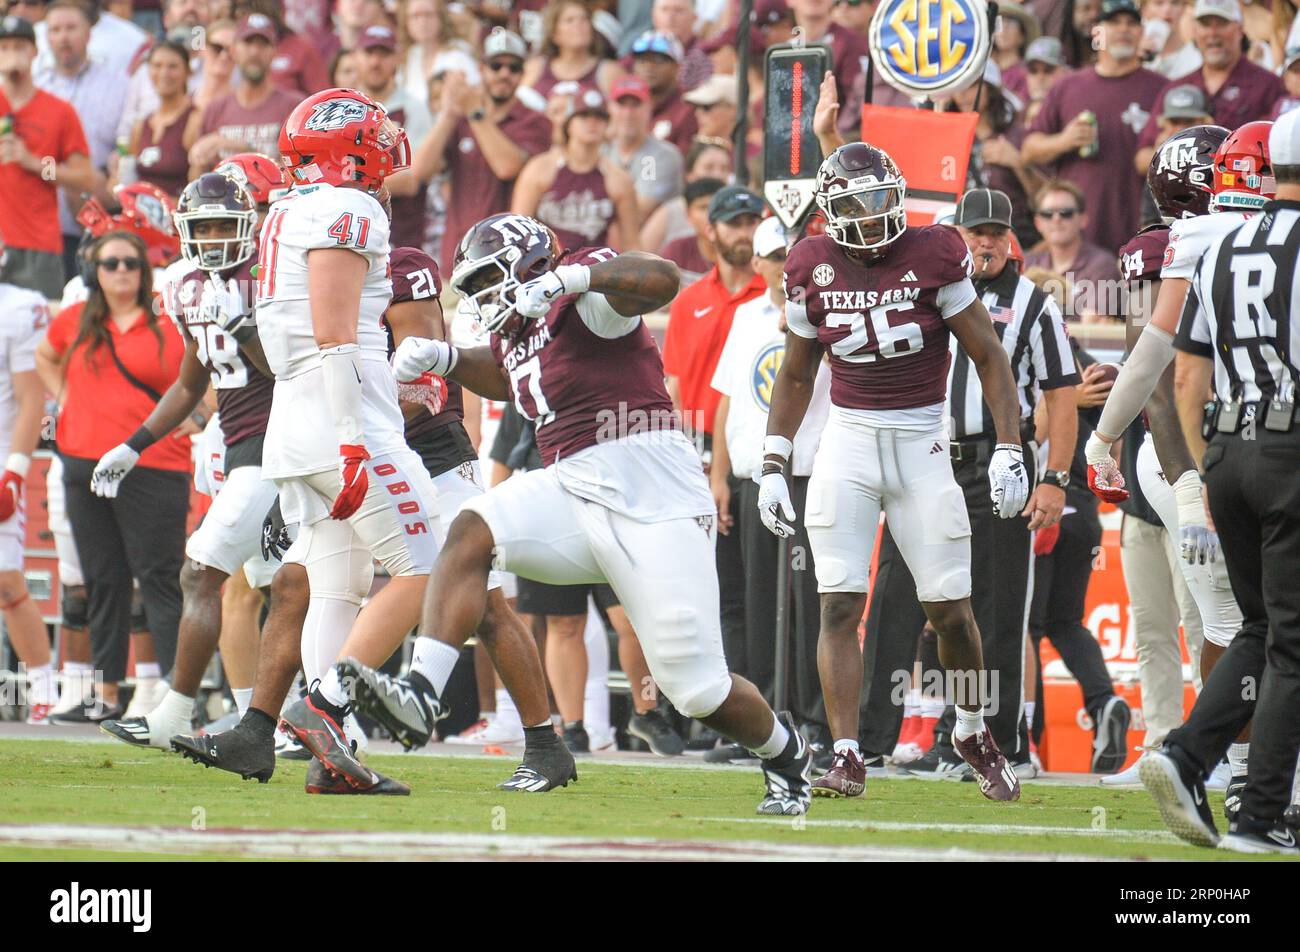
[241,62,267,85]
[717,238,753,268]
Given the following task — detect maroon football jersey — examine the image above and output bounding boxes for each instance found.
[489,247,678,466]
[537,162,615,253]
[385,246,464,436]
[783,226,974,411]
[170,256,274,446]
[1118,223,1170,287]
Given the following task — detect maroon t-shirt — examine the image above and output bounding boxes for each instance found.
[271,32,329,97]
[650,88,698,158]
[1138,58,1284,150]
[783,226,974,411]
[385,246,464,437]
[169,257,274,447]
[531,59,601,103]
[1027,66,1166,254]
[1002,62,1030,104]
[536,161,614,251]
[1118,223,1170,287]
[386,105,428,251]
[658,233,712,284]
[136,104,194,200]
[200,87,302,160]
[439,100,554,275]
[490,247,677,466]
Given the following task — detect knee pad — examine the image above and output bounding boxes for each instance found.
[61,584,88,630]
[1203,623,1237,649]
[130,588,147,632]
[300,521,374,605]
[637,603,731,719]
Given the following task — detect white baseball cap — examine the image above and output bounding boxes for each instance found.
[1192,0,1242,23]
[1270,108,1300,168]
[753,216,787,258]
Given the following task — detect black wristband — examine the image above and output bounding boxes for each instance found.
[125,425,158,453]
[231,322,258,346]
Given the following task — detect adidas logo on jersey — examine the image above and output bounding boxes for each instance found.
[901,270,918,282]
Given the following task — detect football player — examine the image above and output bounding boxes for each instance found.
[97,171,281,749]
[341,212,816,814]
[0,231,56,723]
[760,143,1030,802]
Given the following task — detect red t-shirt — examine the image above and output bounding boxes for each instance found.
[662,266,765,436]
[46,303,191,471]
[0,90,89,254]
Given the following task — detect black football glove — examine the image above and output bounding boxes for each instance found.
[261,498,292,562]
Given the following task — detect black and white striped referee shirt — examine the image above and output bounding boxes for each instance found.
[946,262,1079,440]
[1174,200,1300,404]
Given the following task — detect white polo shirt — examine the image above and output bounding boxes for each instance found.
[711,290,830,480]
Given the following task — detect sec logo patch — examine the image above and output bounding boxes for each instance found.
[813,263,836,286]
[751,342,784,411]
[869,0,991,98]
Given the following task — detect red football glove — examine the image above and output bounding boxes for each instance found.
[1086,463,1130,503]
[330,444,370,520]
[1033,522,1061,556]
[395,372,448,417]
[0,470,22,522]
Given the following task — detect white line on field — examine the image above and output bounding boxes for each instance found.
[698,816,1180,842]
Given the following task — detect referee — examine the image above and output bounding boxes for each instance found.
[1143,113,1300,853]
[862,190,1080,772]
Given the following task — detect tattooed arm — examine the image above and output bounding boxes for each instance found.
[588,251,680,316]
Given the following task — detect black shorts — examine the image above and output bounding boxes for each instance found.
[515,579,620,617]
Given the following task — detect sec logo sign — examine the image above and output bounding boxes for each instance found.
[751,342,784,411]
[869,0,991,99]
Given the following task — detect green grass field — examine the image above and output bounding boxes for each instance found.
[0,738,1281,861]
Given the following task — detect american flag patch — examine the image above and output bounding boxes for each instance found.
[989,306,1015,324]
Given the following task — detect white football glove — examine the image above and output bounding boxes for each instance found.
[201,276,253,336]
[91,443,140,498]
[392,336,457,382]
[989,443,1030,519]
[1172,470,1217,564]
[757,471,797,538]
[513,263,592,319]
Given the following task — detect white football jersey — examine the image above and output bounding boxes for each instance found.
[1161,211,1252,281]
[0,284,50,459]
[254,182,406,478]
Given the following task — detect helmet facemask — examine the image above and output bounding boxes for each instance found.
[176,210,256,271]
[819,180,907,252]
[452,250,525,336]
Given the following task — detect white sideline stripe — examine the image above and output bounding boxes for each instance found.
[0,824,1119,862]
[700,816,1180,843]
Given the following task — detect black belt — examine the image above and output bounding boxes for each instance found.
[950,419,1036,462]
[1206,398,1296,435]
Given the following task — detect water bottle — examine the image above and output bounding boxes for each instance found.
[116,138,137,185]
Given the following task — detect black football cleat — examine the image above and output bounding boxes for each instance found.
[1090,695,1132,774]
[1223,776,1247,822]
[279,695,378,791]
[335,657,446,750]
[497,739,578,793]
[626,708,685,757]
[757,713,813,816]
[1219,813,1299,855]
[304,758,410,796]
[171,728,275,783]
[1139,745,1219,848]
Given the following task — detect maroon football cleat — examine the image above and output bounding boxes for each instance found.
[811,748,866,798]
[953,727,1020,802]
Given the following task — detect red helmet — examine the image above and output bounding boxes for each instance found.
[1212,121,1276,213]
[76,182,180,267]
[213,151,289,206]
[279,88,410,192]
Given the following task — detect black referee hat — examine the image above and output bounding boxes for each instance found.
[955,189,1014,229]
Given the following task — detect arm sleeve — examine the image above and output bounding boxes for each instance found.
[576,291,641,339]
[1096,323,1177,439]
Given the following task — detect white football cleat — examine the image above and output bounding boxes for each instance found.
[890,741,924,765]
[1100,750,1147,785]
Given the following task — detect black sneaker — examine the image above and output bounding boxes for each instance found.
[305,758,410,795]
[279,695,377,791]
[1091,696,1132,774]
[51,700,124,726]
[498,736,578,793]
[562,722,589,754]
[1224,776,1247,822]
[1139,744,1219,848]
[904,744,971,781]
[757,712,812,816]
[336,657,445,750]
[703,742,759,764]
[171,725,275,783]
[627,708,685,756]
[1219,813,1300,855]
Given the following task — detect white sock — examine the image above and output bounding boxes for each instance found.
[954,706,985,742]
[409,636,461,696]
[495,687,522,733]
[135,662,161,680]
[154,689,193,726]
[26,664,54,705]
[920,695,945,719]
[232,687,253,717]
[833,738,860,757]
[64,662,92,700]
[301,595,360,683]
[1228,742,1250,777]
[318,666,348,708]
[748,714,791,760]
[583,599,611,735]
[1024,700,1036,730]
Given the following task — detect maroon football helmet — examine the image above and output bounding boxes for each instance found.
[814,142,907,253]
[450,213,561,335]
[1147,125,1228,222]
[174,172,257,271]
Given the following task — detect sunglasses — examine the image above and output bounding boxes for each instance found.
[1027,64,1058,75]
[1036,207,1078,220]
[97,256,144,272]
[486,59,524,74]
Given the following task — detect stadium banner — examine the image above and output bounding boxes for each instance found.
[869,0,993,100]
[762,43,831,230]
[860,104,979,226]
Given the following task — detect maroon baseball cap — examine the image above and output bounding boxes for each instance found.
[235,13,277,44]
[358,24,397,52]
[610,75,650,103]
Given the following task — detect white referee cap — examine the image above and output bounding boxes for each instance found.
[1271,109,1300,168]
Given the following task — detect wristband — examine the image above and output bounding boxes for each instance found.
[4,453,29,478]
[555,263,592,295]
[762,434,794,461]
[125,426,158,453]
